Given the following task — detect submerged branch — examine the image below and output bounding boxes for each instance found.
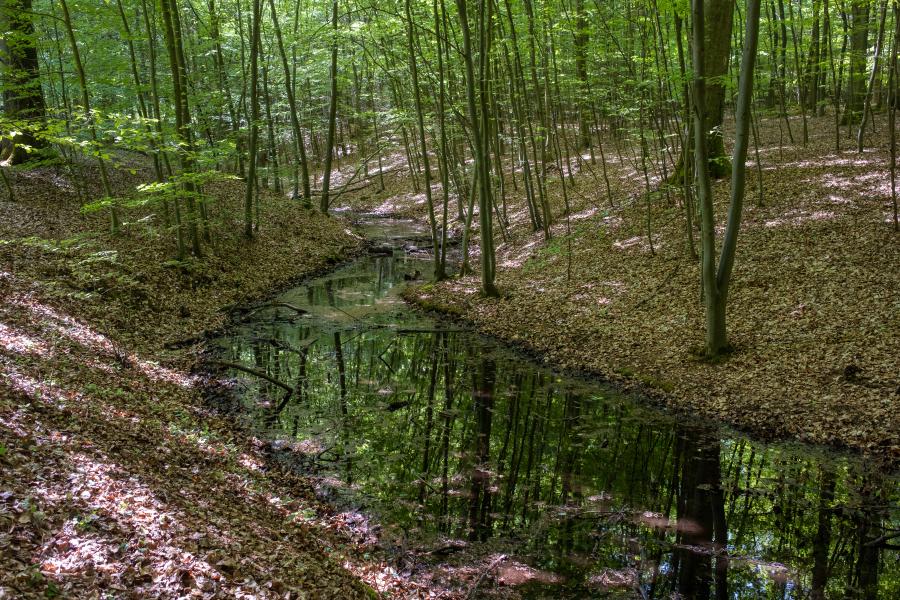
[211,360,294,393]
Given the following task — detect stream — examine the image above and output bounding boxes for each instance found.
[209,217,899,599]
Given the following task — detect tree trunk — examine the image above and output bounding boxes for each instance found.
[59,0,120,234]
[703,0,735,178]
[243,0,262,238]
[693,0,760,357]
[844,0,871,124]
[0,0,46,164]
[405,0,445,280]
[320,0,339,213]
[856,0,888,151]
[160,0,202,256]
[456,0,499,296]
[269,0,311,205]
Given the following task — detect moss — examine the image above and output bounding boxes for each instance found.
[638,374,676,393]
[400,285,462,316]
[613,366,635,378]
[612,367,674,394]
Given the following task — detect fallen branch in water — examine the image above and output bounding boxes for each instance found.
[246,302,309,319]
[248,336,318,355]
[210,360,293,393]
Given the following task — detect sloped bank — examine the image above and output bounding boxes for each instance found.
[0,173,380,598]
[402,232,900,467]
[399,120,900,467]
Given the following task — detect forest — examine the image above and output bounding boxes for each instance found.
[0,0,898,597]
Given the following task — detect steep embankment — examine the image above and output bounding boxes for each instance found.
[403,117,900,464]
[0,162,385,598]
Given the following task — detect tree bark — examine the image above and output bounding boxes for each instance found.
[320,0,339,213]
[693,0,760,357]
[0,0,46,164]
[845,0,871,124]
[703,0,736,178]
[243,0,261,238]
[268,0,311,205]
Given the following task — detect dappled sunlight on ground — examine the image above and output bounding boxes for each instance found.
[612,234,662,253]
[0,273,375,597]
[404,114,899,463]
[34,453,223,594]
[763,209,838,228]
[6,294,196,389]
[499,238,542,269]
[0,322,50,357]
[14,298,115,354]
[1,360,72,410]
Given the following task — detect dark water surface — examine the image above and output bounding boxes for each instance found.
[210,219,899,599]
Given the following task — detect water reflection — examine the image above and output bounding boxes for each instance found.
[211,221,899,598]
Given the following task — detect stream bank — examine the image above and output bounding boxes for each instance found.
[210,215,900,599]
[1,175,379,599]
[393,121,900,466]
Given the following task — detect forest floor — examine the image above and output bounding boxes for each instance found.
[0,159,436,598]
[345,114,900,465]
[2,112,898,598]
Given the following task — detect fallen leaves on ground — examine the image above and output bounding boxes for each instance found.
[403,114,900,465]
[0,160,388,598]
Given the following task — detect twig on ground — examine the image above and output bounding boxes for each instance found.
[466,554,507,599]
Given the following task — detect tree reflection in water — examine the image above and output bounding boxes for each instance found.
[214,247,899,598]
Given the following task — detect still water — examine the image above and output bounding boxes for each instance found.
[210,219,898,599]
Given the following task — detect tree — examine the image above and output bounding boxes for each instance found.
[58,0,119,233]
[693,0,762,356]
[320,0,339,213]
[0,0,46,164]
[404,0,445,280]
[159,0,202,256]
[456,0,499,297]
[244,0,262,238]
[701,0,736,178]
[845,0,871,124]
[268,0,311,205]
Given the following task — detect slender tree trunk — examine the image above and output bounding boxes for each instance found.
[243,0,262,238]
[160,0,201,256]
[59,0,120,233]
[269,0,311,205]
[857,0,888,151]
[574,0,590,149]
[844,0,871,124]
[320,0,339,213]
[693,0,761,357]
[434,0,451,277]
[115,0,164,183]
[889,0,899,231]
[456,0,499,296]
[261,61,281,195]
[0,0,46,164]
[405,0,445,280]
[786,0,809,144]
[704,0,736,178]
